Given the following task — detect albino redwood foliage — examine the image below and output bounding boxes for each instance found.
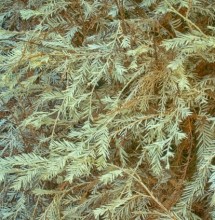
[0,0,215,219]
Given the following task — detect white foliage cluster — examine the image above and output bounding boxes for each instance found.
[0,0,215,219]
